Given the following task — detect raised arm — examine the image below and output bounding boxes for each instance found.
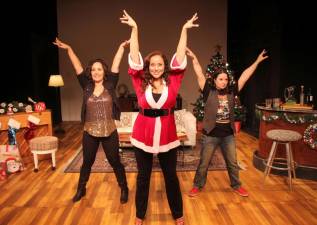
[111,40,130,73]
[186,47,206,90]
[176,13,199,63]
[120,10,140,64]
[238,49,268,91]
[53,37,83,75]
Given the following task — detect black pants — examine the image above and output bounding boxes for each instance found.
[78,130,127,188]
[134,147,183,219]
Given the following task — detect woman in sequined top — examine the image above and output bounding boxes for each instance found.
[53,37,130,204]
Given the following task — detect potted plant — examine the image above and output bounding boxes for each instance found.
[233,104,246,133]
[191,91,205,131]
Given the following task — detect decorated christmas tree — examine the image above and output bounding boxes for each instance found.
[192,45,236,121]
[191,91,205,122]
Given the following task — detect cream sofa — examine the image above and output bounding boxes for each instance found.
[115,109,197,147]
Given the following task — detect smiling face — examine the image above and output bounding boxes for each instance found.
[149,55,165,79]
[91,62,105,83]
[214,72,229,90]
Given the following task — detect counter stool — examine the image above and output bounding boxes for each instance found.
[264,129,302,190]
[29,136,58,172]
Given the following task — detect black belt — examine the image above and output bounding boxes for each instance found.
[139,108,175,117]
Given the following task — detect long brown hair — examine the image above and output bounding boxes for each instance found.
[85,58,109,83]
[142,51,170,91]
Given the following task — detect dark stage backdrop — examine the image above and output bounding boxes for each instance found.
[228,0,316,135]
[56,0,228,121]
[1,0,61,125]
[2,1,315,134]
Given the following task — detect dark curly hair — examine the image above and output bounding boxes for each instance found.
[142,51,170,91]
[209,68,235,94]
[85,58,109,82]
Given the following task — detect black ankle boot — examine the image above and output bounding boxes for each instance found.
[120,187,128,204]
[72,185,86,202]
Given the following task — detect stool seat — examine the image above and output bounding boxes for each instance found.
[29,136,58,172]
[266,129,302,142]
[264,129,302,190]
[29,136,58,150]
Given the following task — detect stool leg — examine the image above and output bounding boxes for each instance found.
[285,143,293,190]
[33,153,39,172]
[51,151,56,170]
[289,144,296,179]
[264,141,277,184]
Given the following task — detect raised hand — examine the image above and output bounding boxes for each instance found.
[53,37,83,75]
[186,47,196,60]
[111,40,130,73]
[238,49,269,91]
[53,37,70,50]
[183,13,199,30]
[120,10,137,28]
[120,39,130,48]
[176,14,199,64]
[256,49,269,63]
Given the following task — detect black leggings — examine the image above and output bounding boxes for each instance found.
[134,147,183,219]
[78,130,127,188]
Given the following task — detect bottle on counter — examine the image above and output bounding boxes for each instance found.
[306,88,314,106]
[300,85,305,106]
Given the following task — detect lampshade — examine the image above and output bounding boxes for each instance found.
[48,75,64,87]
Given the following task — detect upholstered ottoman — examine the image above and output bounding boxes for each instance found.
[29,136,58,172]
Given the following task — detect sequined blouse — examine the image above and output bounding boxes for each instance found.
[84,89,116,137]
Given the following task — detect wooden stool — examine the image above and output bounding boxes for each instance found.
[29,136,58,172]
[264,129,302,190]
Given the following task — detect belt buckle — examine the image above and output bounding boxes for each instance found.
[152,109,157,117]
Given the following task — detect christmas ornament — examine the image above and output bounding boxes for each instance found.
[28,97,46,112]
[303,123,317,150]
[6,106,14,115]
[256,109,317,124]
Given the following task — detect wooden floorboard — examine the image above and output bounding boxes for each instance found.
[0,121,316,225]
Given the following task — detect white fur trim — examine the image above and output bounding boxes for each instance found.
[153,117,161,149]
[8,118,21,129]
[170,54,187,70]
[28,115,40,125]
[145,80,168,109]
[145,87,156,108]
[128,52,144,70]
[130,137,180,154]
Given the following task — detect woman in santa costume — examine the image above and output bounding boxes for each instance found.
[120,10,199,225]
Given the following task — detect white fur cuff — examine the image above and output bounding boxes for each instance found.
[170,53,187,70]
[128,52,144,70]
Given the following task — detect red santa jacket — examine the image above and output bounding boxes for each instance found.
[128,53,187,153]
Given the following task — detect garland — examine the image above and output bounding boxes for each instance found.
[303,123,317,150]
[255,109,317,124]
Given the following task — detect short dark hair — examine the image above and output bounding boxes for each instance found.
[209,68,235,94]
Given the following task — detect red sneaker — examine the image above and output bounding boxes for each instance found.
[188,187,200,197]
[135,217,143,225]
[175,216,184,225]
[234,186,249,197]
